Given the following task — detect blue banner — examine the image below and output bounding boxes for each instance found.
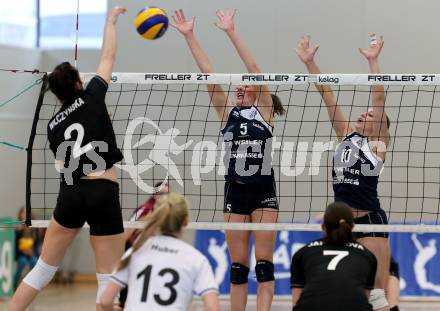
[195,230,440,297]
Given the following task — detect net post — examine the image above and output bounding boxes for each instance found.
[26,74,48,227]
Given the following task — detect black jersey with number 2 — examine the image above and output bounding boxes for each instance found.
[291,240,377,311]
[47,76,123,185]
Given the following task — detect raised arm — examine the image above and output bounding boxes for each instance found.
[215,9,274,122]
[359,34,389,151]
[96,6,126,83]
[171,9,230,125]
[296,36,352,140]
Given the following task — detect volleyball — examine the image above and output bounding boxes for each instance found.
[135,7,168,40]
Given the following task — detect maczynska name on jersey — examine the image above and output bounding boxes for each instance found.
[49,98,85,130]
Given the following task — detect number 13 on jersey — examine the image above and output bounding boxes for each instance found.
[137,264,180,306]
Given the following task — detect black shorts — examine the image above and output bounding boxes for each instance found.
[224,181,278,215]
[54,179,124,236]
[353,209,389,239]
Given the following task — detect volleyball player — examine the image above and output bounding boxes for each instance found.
[296,34,390,310]
[172,9,285,311]
[291,202,377,311]
[125,182,170,245]
[117,182,170,309]
[8,7,127,311]
[99,192,220,311]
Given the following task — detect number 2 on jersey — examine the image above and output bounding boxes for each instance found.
[137,265,180,306]
[323,250,349,270]
[64,123,93,158]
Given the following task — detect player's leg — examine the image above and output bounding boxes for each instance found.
[252,208,278,311]
[359,236,390,311]
[86,179,125,311]
[387,257,400,311]
[8,218,80,311]
[90,234,125,311]
[387,275,400,310]
[355,209,390,311]
[224,213,251,311]
[250,181,278,311]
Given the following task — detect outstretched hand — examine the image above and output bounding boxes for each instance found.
[214,9,236,33]
[171,9,195,36]
[359,34,384,61]
[295,35,320,64]
[107,6,127,24]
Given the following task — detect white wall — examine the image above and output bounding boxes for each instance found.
[0,45,42,218]
[43,0,440,73]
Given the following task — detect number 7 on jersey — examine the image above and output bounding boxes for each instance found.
[323,250,349,270]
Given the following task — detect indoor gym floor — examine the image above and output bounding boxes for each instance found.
[0,284,439,311]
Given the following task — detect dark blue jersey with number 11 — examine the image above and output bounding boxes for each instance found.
[332,132,383,211]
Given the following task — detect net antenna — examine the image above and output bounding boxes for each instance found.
[74,0,80,68]
[26,72,440,233]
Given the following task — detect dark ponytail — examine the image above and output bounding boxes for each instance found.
[322,202,355,245]
[47,62,82,102]
[271,94,285,117]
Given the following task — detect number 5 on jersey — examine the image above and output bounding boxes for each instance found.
[323,250,349,270]
[240,123,247,135]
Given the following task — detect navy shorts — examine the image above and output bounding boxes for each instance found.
[224,181,278,215]
[353,209,389,239]
[54,179,124,236]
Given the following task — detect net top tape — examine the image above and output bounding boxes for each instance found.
[80,73,440,86]
[30,220,440,233]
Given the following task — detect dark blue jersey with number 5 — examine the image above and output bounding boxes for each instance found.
[221,106,274,184]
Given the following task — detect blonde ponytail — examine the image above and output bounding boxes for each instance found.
[117,192,189,271]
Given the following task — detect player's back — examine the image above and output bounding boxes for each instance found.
[291,240,377,311]
[112,235,218,311]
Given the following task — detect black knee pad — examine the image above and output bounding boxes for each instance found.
[390,306,399,311]
[230,263,249,285]
[255,260,275,282]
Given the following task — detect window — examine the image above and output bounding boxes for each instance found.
[0,0,37,48]
[39,0,107,48]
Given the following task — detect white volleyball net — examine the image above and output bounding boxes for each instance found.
[27,73,440,233]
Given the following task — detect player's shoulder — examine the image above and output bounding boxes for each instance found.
[173,237,207,259]
[87,75,108,89]
[348,242,377,263]
[153,235,207,260]
[83,74,108,101]
[293,239,323,259]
